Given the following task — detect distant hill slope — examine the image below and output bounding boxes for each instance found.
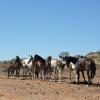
[86,51,100,64]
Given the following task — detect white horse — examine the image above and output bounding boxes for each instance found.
[22,56,35,79]
[50,58,66,83]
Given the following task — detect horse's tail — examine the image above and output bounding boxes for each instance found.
[91,62,96,79]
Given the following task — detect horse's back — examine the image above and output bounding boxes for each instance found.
[76,57,96,71]
[22,58,32,67]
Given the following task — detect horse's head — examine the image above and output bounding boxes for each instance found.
[47,56,52,61]
[62,56,70,67]
[34,54,40,60]
[46,56,52,65]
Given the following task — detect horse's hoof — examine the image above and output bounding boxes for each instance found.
[87,85,90,87]
[76,82,79,85]
[90,82,92,85]
[50,80,56,82]
[68,80,72,83]
[84,81,87,84]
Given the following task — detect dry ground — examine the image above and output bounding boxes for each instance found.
[0,68,99,100]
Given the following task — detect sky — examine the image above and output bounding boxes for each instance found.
[0,0,100,60]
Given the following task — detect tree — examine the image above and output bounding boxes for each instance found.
[59,51,69,58]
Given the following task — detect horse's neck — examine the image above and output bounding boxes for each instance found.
[24,58,32,64]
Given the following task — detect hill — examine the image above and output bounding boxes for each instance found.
[86,51,100,64]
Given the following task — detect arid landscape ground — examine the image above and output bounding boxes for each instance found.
[0,52,100,100]
[0,66,99,100]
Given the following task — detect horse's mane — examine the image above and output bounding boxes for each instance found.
[34,54,45,62]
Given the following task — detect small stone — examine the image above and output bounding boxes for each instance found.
[56,91,59,95]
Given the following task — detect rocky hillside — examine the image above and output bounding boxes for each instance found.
[86,51,100,64]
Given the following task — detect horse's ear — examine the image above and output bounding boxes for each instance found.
[49,56,52,58]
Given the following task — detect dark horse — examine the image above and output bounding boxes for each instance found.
[7,56,22,78]
[63,56,96,86]
[28,54,51,80]
[7,62,15,78]
[75,57,96,86]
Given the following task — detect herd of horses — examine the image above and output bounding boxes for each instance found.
[6,54,96,86]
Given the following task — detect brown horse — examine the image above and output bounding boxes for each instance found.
[7,57,22,78]
[28,54,51,80]
[7,62,15,78]
[71,57,96,86]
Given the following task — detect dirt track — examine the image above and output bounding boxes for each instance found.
[0,69,100,100]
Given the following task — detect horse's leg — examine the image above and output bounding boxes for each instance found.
[12,67,15,77]
[16,67,20,78]
[45,67,48,79]
[76,70,80,84]
[81,71,86,83]
[22,66,27,79]
[90,70,93,84]
[70,70,72,82]
[22,67,25,79]
[87,71,91,86]
[46,66,50,79]
[15,68,17,77]
[24,66,28,79]
[17,68,20,78]
[19,66,21,77]
[29,68,32,80]
[16,69,18,77]
[7,68,10,78]
[58,67,62,83]
[42,68,44,80]
[11,67,13,77]
[46,67,49,79]
[33,66,36,79]
[49,67,52,79]
[25,66,28,79]
[31,67,34,79]
[24,67,26,79]
[52,67,56,82]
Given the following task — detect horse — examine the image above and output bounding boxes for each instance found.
[7,62,15,78]
[28,54,51,80]
[14,56,22,77]
[63,56,79,81]
[50,57,66,83]
[22,56,34,79]
[69,57,96,86]
[7,59,22,78]
[14,62,22,77]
